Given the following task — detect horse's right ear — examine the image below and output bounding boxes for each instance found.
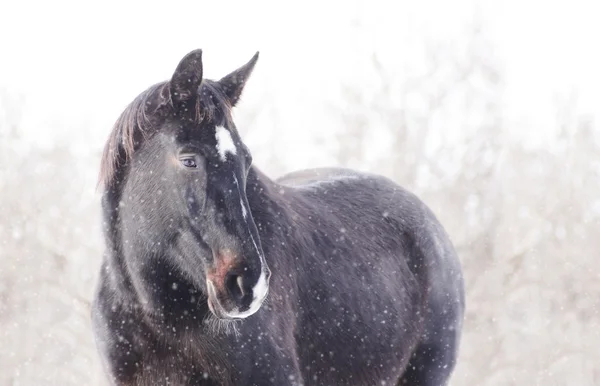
[170,49,204,106]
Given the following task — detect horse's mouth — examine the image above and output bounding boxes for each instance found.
[207,294,229,319]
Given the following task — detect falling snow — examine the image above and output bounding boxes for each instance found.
[1,1,600,385]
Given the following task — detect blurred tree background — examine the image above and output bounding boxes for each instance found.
[1,1,599,384]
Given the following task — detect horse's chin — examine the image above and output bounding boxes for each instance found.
[206,293,242,320]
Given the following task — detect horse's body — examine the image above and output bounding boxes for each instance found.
[92,50,465,386]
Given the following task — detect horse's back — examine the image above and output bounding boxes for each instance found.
[276,167,364,187]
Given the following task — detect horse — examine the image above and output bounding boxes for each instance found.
[91,49,465,386]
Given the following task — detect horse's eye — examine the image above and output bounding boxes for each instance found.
[180,158,197,168]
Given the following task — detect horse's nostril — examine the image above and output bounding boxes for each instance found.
[225,273,245,300]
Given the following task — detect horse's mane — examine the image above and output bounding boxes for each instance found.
[98,80,232,187]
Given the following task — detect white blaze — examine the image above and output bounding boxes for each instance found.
[215,126,237,161]
[225,176,270,320]
[233,174,248,219]
[240,199,247,218]
[215,153,269,320]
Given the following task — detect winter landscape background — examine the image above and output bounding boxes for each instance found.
[1,0,599,385]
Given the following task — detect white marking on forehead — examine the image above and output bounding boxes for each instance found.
[215,126,237,161]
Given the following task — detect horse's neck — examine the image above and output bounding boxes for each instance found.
[246,167,285,226]
[245,166,302,261]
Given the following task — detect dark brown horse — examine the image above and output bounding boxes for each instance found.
[91,49,465,385]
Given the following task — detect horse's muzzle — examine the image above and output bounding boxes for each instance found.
[206,250,270,319]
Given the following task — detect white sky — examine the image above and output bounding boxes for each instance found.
[0,0,598,161]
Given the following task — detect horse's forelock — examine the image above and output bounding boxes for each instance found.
[98,81,233,188]
[98,82,165,188]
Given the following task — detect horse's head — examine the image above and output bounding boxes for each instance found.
[100,50,270,320]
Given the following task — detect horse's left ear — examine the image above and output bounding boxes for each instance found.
[218,52,259,107]
[170,49,204,107]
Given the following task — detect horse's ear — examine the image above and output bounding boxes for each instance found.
[170,49,204,106]
[218,52,259,107]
